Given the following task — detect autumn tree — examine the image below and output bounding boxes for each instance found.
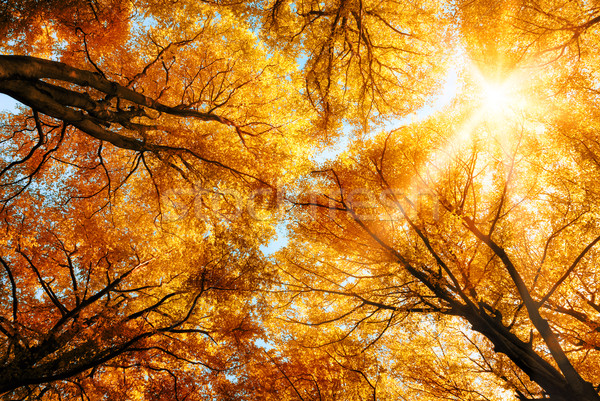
[0,1,311,398]
[266,2,600,401]
[4,0,600,400]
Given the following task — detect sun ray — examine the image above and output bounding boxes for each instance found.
[400,58,535,216]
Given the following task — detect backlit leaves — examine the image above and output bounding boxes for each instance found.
[5,0,600,400]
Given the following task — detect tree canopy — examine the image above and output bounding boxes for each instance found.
[2,0,600,400]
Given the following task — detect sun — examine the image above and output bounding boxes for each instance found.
[476,74,528,117]
[482,81,512,110]
[443,62,534,148]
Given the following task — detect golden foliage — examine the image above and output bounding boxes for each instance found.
[3,1,600,400]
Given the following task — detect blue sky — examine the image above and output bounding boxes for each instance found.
[0,94,19,113]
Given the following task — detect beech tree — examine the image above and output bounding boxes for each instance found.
[2,0,600,400]
[0,1,307,398]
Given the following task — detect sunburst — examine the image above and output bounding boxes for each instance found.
[475,69,528,117]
